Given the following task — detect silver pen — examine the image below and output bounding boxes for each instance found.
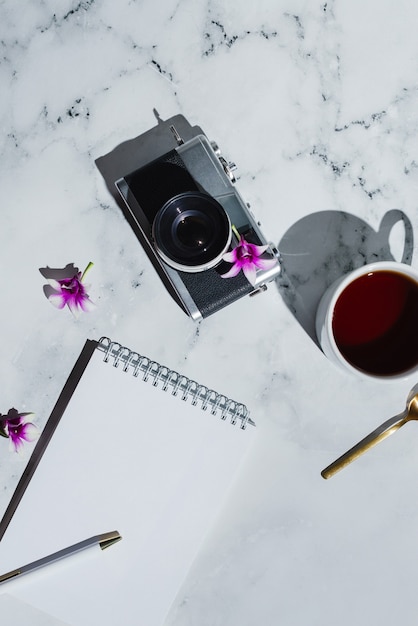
[0,530,122,584]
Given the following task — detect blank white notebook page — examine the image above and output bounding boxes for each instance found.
[0,343,256,626]
[0,594,71,626]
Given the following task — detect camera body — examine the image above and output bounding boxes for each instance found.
[116,128,281,320]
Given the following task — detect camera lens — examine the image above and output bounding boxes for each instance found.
[152,192,231,272]
[176,213,212,249]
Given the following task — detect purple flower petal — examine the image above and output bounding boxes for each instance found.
[247,243,269,256]
[242,264,257,286]
[2,410,39,454]
[67,298,81,317]
[9,436,25,454]
[220,235,277,286]
[79,296,96,313]
[220,264,242,279]
[253,256,278,271]
[47,279,62,290]
[48,292,67,309]
[18,422,39,442]
[222,250,238,263]
[45,263,95,316]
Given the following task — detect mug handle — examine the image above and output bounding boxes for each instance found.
[378,209,414,264]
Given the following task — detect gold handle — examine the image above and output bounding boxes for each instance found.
[321,412,409,479]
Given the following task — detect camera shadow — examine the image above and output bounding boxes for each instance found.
[95,110,209,314]
[276,209,414,347]
[95,110,203,207]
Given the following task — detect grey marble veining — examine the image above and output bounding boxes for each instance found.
[1,1,418,624]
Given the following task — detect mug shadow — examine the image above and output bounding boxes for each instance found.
[276,209,414,347]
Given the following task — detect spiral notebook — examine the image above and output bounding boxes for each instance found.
[0,337,256,626]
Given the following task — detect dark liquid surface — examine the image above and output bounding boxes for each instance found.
[332,270,418,376]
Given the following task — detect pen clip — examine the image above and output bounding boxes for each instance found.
[99,531,122,550]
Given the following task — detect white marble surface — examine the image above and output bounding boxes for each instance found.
[1,0,418,624]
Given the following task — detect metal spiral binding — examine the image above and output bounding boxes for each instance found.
[97,337,253,429]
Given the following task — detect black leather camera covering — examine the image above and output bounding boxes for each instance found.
[179,267,252,317]
[125,151,199,225]
[123,150,253,317]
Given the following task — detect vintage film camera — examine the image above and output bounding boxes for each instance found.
[116,126,281,320]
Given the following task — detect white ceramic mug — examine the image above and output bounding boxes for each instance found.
[315,261,418,381]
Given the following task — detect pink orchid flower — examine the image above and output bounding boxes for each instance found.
[0,408,39,454]
[220,235,277,286]
[47,262,95,316]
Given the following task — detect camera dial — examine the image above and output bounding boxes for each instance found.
[152,192,232,273]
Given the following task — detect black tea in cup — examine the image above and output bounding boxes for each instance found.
[332,270,418,377]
